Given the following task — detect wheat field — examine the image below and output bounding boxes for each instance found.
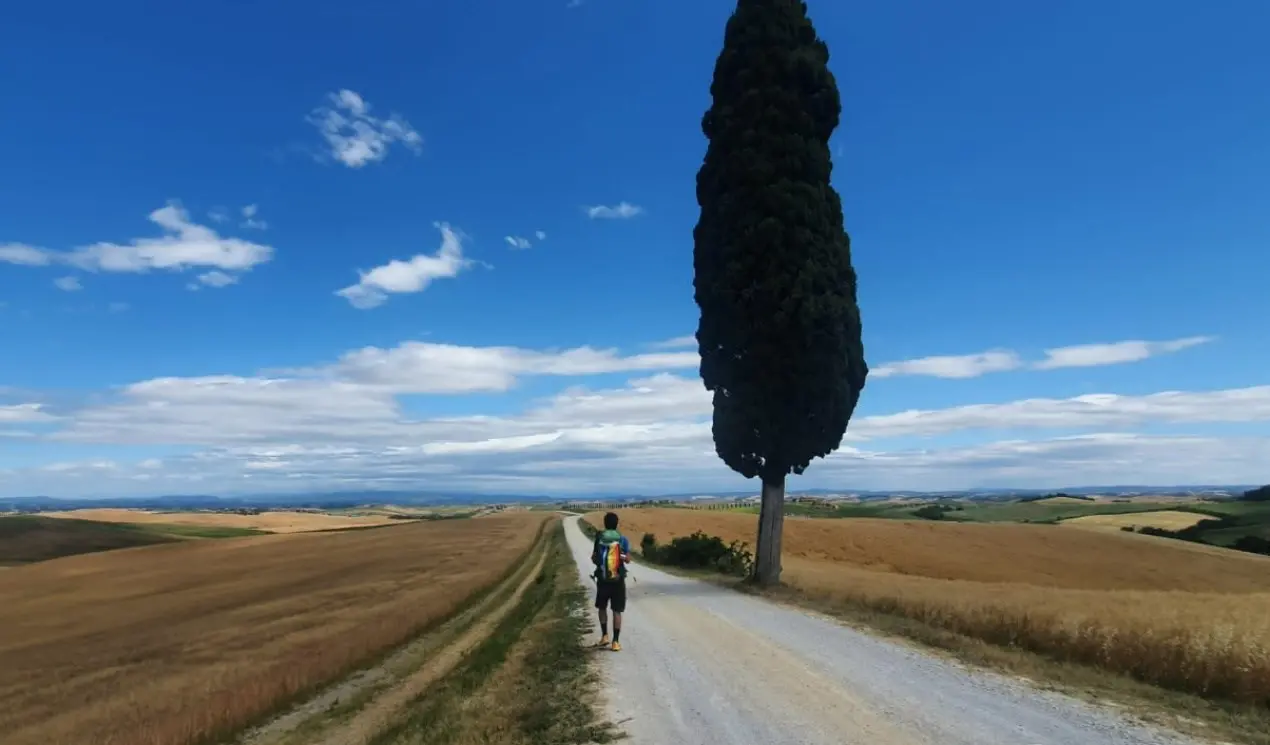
[0,512,550,745]
[1061,509,1212,531]
[594,508,1270,704]
[39,507,404,533]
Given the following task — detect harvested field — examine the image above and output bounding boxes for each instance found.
[1062,510,1212,532]
[590,508,1270,705]
[39,508,401,533]
[0,512,551,745]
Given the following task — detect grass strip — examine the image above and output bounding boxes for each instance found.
[371,521,618,745]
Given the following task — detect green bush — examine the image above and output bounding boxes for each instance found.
[640,530,753,578]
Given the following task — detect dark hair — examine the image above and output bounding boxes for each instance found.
[603,511,619,530]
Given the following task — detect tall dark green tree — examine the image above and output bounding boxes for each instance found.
[692,0,867,586]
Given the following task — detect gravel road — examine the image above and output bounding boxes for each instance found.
[564,516,1205,745]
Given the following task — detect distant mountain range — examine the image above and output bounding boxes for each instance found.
[0,484,1257,512]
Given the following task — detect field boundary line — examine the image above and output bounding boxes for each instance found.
[236,516,555,745]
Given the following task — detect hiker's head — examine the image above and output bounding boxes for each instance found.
[603,511,619,530]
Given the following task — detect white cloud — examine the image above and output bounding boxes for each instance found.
[872,335,1214,379]
[308,89,422,168]
[53,276,83,292]
[505,235,532,250]
[1033,336,1214,370]
[336,222,473,309]
[0,243,53,266]
[327,341,700,393]
[873,350,1021,379]
[240,204,268,230]
[648,335,697,350]
[853,385,1270,439]
[12,331,1267,497]
[0,403,56,423]
[194,271,239,289]
[0,203,273,287]
[586,202,643,219]
[535,230,547,241]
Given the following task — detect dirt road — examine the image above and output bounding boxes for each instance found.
[564,517,1202,745]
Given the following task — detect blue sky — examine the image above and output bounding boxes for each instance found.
[2,0,1269,498]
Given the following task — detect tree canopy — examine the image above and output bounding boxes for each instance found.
[693,0,867,487]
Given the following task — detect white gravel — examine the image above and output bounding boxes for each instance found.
[564,517,1207,745]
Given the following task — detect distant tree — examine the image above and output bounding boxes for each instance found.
[913,505,947,521]
[1242,485,1270,501]
[693,0,867,587]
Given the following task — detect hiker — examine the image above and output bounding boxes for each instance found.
[591,511,631,651]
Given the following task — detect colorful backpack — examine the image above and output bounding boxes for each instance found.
[593,528,627,583]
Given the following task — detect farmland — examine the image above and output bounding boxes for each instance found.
[1061,510,1213,532]
[0,515,262,566]
[0,512,550,745]
[588,508,1270,705]
[38,507,404,533]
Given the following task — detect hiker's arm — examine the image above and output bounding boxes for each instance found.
[621,536,631,563]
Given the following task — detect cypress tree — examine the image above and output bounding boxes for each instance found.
[692,0,868,586]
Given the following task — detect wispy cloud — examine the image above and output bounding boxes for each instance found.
[0,244,52,266]
[308,89,422,168]
[535,230,547,241]
[1033,336,1214,370]
[505,235,532,250]
[53,276,82,292]
[873,336,1214,379]
[649,335,697,351]
[240,204,267,230]
[586,202,643,219]
[0,203,274,286]
[336,222,473,309]
[872,350,1021,379]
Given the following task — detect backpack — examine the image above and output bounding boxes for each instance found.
[593,529,627,583]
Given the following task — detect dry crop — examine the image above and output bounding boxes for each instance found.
[0,512,550,745]
[40,508,402,533]
[593,508,1270,704]
[1061,510,1212,532]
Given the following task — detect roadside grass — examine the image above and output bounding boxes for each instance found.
[0,513,549,745]
[581,511,1270,745]
[370,521,619,745]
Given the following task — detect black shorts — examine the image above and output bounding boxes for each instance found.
[595,579,627,613]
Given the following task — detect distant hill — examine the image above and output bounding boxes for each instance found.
[0,484,1255,512]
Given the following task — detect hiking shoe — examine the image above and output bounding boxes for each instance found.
[598,635,610,647]
[611,641,622,652]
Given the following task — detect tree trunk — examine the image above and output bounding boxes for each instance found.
[752,475,786,586]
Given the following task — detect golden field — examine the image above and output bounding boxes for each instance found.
[1061,509,1213,532]
[0,512,550,745]
[592,508,1270,704]
[39,507,403,533]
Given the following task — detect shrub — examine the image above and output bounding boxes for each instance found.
[639,531,753,578]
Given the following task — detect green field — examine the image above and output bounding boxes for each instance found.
[0,515,264,565]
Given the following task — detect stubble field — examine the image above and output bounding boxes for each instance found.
[591,508,1270,705]
[1060,509,1213,532]
[39,508,404,533]
[0,512,550,745]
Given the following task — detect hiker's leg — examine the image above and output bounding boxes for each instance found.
[611,582,626,642]
[595,585,610,640]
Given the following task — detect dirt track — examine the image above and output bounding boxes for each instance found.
[564,517,1203,745]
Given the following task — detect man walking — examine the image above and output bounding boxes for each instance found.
[591,511,630,651]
